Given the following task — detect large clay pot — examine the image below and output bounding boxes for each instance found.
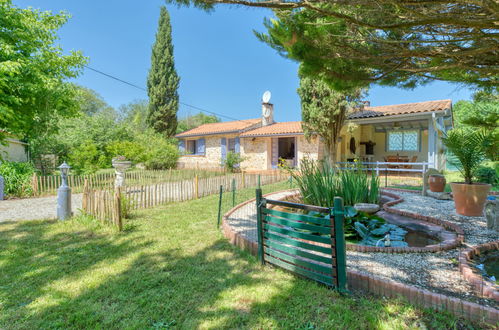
[429,174,446,192]
[450,182,491,217]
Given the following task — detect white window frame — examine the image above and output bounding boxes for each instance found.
[386,130,420,152]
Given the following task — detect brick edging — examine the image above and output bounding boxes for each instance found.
[459,241,499,301]
[221,215,499,325]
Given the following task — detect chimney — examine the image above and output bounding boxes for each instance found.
[262,102,274,126]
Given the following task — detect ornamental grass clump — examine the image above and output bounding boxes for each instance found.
[287,159,379,207]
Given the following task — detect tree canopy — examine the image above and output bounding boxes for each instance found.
[168,0,498,90]
[147,6,180,137]
[0,0,86,142]
[177,112,220,133]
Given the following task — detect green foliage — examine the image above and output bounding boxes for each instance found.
[177,112,220,134]
[120,193,135,219]
[0,1,87,143]
[442,129,486,184]
[147,6,180,137]
[68,141,107,174]
[223,151,245,173]
[287,158,379,207]
[106,141,147,164]
[144,143,179,170]
[475,162,498,185]
[0,161,35,197]
[298,75,365,164]
[119,99,150,131]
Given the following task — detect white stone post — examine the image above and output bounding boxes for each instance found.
[112,158,132,188]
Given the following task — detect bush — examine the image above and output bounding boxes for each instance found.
[287,158,379,207]
[144,144,178,170]
[106,141,147,164]
[0,162,35,197]
[223,152,246,173]
[68,140,105,174]
[475,162,498,185]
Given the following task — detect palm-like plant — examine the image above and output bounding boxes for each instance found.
[442,128,486,184]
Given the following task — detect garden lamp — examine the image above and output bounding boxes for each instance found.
[57,162,72,220]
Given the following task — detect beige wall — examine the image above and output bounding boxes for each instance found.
[297,135,320,166]
[371,130,428,163]
[177,134,239,169]
[0,139,28,162]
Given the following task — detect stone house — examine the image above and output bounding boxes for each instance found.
[176,99,453,171]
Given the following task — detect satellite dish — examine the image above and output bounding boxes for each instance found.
[262,91,271,103]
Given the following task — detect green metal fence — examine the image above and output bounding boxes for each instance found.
[256,189,348,292]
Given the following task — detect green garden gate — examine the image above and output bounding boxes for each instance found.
[256,189,347,292]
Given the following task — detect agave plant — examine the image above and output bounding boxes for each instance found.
[442,128,486,184]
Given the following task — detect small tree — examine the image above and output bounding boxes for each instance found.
[147,6,180,137]
[298,75,365,165]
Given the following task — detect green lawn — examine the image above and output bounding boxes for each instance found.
[0,182,487,329]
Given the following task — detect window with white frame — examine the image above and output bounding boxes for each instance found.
[387,130,419,151]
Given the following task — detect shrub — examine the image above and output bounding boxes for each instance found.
[0,162,35,197]
[144,144,178,170]
[223,152,246,173]
[106,141,147,164]
[287,158,379,207]
[68,140,103,174]
[475,162,498,185]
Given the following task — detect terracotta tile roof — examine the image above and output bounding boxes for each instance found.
[240,121,303,137]
[175,118,261,138]
[348,99,451,119]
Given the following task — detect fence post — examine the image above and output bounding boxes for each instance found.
[82,179,89,211]
[31,173,38,196]
[194,175,199,199]
[231,178,236,207]
[256,188,265,265]
[217,185,223,228]
[242,171,246,188]
[114,187,122,231]
[257,174,261,189]
[332,197,347,293]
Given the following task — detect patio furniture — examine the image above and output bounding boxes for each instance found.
[404,156,418,169]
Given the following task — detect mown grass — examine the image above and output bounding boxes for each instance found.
[0,182,489,329]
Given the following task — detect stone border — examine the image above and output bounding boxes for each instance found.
[221,202,499,325]
[459,241,499,301]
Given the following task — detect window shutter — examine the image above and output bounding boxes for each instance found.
[197,138,205,155]
[235,137,240,153]
[221,138,227,163]
[179,140,185,153]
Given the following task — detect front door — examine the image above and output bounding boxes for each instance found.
[271,137,296,168]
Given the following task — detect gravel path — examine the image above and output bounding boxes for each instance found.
[225,189,498,308]
[0,194,82,222]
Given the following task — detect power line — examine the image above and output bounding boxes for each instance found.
[83,65,255,123]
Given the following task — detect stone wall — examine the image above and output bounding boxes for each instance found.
[177,134,239,169]
[297,135,320,166]
[240,137,269,171]
[0,139,28,162]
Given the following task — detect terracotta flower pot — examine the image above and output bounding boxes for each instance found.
[429,174,446,192]
[450,182,491,217]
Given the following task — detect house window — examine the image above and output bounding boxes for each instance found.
[387,130,419,151]
[186,140,197,154]
[228,138,236,152]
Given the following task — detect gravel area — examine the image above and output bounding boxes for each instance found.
[225,189,498,308]
[0,194,82,222]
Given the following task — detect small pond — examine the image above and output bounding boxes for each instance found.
[472,250,499,285]
[273,202,444,248]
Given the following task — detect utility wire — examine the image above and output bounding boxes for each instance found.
[83,65,255,123]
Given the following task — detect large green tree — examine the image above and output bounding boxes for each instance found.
[177,112,220,133]
[169,0,498,90]
[147,6,180,137]
[298,74,365,164]
[0,1,86,143]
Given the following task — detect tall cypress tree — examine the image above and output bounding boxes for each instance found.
[147,6,179,137]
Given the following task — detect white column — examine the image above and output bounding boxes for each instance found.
[428,118,437,169]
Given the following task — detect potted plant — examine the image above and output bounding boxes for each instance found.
[443,129,491,216]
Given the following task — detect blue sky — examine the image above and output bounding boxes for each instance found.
[16,0,473,122]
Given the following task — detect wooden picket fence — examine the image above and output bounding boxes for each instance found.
[82,171,288,230]
[31,168,226,196]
